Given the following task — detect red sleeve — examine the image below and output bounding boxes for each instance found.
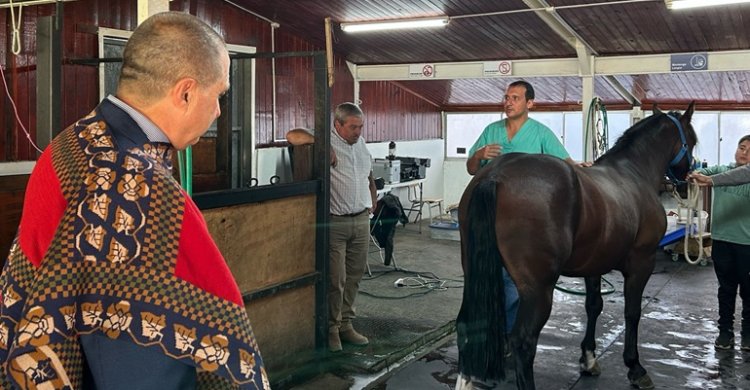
[18,147,67,267]
[175,193,244,306]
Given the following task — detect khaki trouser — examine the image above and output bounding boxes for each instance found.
[328,212,370,332]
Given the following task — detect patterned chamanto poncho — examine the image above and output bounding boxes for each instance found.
[0,100,270,389]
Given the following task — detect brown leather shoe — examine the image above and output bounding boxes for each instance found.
[329,330,342,352]
[340,328,369,346]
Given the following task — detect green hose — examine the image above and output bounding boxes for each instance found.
[584,97,609,161]
[569,99,612,296]
[177,146,193,196]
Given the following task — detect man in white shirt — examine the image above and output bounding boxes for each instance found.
[328,102,378,352]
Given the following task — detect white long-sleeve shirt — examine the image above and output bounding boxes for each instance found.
[329,130,372,216]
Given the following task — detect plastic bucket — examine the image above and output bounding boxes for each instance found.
[677,209,708,235]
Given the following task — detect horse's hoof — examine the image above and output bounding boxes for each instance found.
[579,351,600,376]
[629,374,654,389]
[579,360,601,376]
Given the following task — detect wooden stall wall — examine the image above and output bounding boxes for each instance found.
[173,0,355,146]
[1,4,439,376]
[0,175,28,260]
[360,81,442,142]
[201,194,317,372]
[0,1,340,249]
[1,1,137,162]
[1,0,356,160]
[1,0,136,267]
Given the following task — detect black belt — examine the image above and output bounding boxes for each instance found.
[333,209,368,217]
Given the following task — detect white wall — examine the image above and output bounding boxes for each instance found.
[443,159,473,209]
[256,147,292,186]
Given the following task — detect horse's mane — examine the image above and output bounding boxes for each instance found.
[596,111,681,164]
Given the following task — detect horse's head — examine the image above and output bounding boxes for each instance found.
[663,101,697,183]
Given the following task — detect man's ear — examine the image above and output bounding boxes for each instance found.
[171,78,198,110]
[526,99,534,110]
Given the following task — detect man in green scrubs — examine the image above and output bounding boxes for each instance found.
[465,80,577,334]
[466,80,575,175]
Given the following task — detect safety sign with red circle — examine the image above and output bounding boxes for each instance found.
[498,61,511,75]
[482,60,513,77]
[409,63,436,78]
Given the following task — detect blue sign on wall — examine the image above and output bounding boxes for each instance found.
[671,53,708,71]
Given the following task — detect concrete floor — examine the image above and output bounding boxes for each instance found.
[287,219,743,390]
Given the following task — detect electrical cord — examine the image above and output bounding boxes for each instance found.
[554,276,616,295]
[0,26,43,154]
[361,267,463,300]
[364,263,617,297]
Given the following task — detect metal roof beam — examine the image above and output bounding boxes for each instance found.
[521,0,596,76]
[521,0,640,105]
[355,58,580,81]
[603,75,639,106]
[522,0,582,49]
[595,50,750,74]
[354,49,750,81]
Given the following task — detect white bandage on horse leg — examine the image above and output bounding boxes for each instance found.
[455,374,474,390]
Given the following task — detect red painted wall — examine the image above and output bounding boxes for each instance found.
[0,0,440,162]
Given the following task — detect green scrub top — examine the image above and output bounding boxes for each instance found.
[469,117,569,167]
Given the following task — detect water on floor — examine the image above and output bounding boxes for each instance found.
[373,251,750,390]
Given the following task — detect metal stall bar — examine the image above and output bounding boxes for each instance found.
[36,9,63,151]
[312,52,331,353]
[191,50,331,360]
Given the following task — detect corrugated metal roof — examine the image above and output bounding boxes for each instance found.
[232,0,750,110]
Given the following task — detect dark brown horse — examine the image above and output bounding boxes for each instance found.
[455,103,696,390]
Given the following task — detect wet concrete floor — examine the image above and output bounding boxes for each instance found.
[288,220,743,390]
[373,251,749,390]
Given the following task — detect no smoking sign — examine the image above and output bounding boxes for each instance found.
[483,60,513,77]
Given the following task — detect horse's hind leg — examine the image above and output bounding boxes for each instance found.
[454,374,474,390]
[622,265,655,390]
[579,276,603,376]
[512,284,556,390]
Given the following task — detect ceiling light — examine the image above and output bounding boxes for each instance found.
[340,17,449,33]
[665,0,750,9]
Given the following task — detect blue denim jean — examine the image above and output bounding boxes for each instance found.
[503,266,519,333]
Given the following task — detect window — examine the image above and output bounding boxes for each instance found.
[446,110,653,163]
[445,112,503,158]
[717,112,750,165]
[691,112,719,165]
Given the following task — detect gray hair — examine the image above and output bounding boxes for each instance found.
[117,12,226,102]
[334,102,364,124]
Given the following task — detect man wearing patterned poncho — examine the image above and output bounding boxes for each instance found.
[0,12,269,390]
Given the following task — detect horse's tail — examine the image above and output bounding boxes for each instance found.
[456,179,506,381]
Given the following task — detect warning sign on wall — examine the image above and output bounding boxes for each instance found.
[483,61,512,77]
[409,63,435,78]
[671,53,708,72]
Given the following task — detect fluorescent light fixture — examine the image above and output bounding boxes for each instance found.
[340,17,449,33]
[665,0,750,9]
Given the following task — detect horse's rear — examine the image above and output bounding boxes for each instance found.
[457,104,697,390]
[456,153,581,388]
[456,156,664,389]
